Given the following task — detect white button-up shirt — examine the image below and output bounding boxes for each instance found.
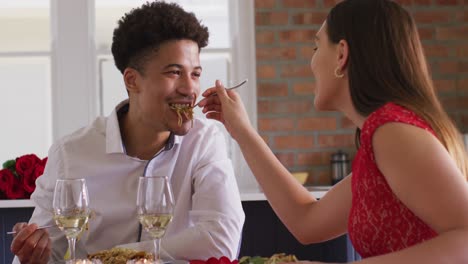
[14,101,245,263]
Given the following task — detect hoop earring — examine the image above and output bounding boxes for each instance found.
[334,67,344,78]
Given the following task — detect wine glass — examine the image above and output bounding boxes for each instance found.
[137,176,175,263]
[53,178,91,263]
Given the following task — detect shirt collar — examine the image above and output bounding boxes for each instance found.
[105,99,179,154]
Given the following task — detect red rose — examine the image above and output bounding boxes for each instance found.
[15,154,41,178]
[6,174,27,199]
[190,257,238,264]
[22,157,47,194]
[0,169,15,193]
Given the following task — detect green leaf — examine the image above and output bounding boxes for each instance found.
[2,159,15,170]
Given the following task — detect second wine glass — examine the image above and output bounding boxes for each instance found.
[137,176,175,263]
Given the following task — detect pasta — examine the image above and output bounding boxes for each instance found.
[170,104,194,127]
[87,248,153,264]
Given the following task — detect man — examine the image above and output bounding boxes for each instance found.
[11,1,245,263]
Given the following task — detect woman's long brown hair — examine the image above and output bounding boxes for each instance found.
[327,0,467,178]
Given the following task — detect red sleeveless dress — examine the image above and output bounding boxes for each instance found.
[348,102,438,258]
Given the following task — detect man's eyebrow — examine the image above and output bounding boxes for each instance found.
[163,64,203,71]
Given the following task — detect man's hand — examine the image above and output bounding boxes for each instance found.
[10,222,51,264]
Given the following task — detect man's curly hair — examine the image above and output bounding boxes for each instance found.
[111,1,209,74]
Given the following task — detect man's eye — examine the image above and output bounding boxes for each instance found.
[171,70,181,75]
[192,72,201,78]
[313,47,318,52]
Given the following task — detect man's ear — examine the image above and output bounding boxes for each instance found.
[123,68,140,94]
[337,39,349,71]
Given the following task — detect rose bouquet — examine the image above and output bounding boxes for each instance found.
[0,154,47,199]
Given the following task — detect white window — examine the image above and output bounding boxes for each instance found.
[0,1,51,162]
[92,0,257,189]
[0,0,257,190]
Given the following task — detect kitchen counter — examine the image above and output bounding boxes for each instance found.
[0,186,332,208]
[240,185,331,201]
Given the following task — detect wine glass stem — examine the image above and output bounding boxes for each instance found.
[67,237,77,260]
[154,238,161,262]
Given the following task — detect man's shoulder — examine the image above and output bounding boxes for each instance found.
[57,116,107,146]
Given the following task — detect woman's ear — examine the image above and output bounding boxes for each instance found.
[337,39,349,71]
[123,68,140,94]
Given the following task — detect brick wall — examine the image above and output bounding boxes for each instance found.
[254,0,468,185]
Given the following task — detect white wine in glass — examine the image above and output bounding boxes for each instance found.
[53,178,90,262]
[137,176,174,263]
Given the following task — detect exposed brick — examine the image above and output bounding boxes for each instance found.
[307,169,331,186]
[282,0,317,8]
[279,29,316,43]
[441,96,468,111]
[318,134,355,148]
[258,117,295,131]
[256,11,289,26]
[275,152,295,167]
[455,44,468,56]
[257,65,277,79]
[258,100,270,114]
[300,45,316,59]
[258,100,314,114]
[455,10,468,22]
[413,10,452,24]
[297,117,337,130]
[460,114,468,130]
[436,26,468,40]
[323,0,343,8]
[458,78,468,91]
[437,61,465,74]
[274,135,315,149]
[292,11,328,25]
[281,64,313,78]
[435,0,459,5]
[297,151,332,166]
[418,28,435,40]
[255,31,275,45]
[413,0,432,5]
[293,82,315,95]
[394,0,412,6]
[423,43,450,57]
[258,82,289,97]
[255,0,276,9]
[256,46,297,61]
[434,79,456,92]
[341,116,356,129]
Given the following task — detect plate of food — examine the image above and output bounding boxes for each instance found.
[239,253,298,264]
[87,247,153,264]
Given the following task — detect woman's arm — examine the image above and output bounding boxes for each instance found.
[200,81,352,244]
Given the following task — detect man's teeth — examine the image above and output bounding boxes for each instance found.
[171,103,191,107]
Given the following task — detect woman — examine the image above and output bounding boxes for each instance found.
[198,0,468,263]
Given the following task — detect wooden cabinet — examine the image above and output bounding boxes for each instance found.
[1,207,35,264]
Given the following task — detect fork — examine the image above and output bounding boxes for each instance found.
[193,79,248,108]
[7,224,55,235]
